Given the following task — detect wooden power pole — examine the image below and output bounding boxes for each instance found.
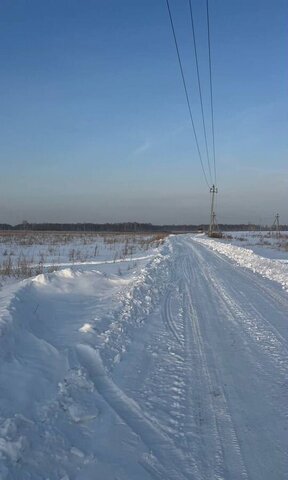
[272,213,280,239]
[208,185,222,237]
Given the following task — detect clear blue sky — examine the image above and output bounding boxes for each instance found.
[0,0,287,224]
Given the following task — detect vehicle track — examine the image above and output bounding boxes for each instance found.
[161,285,183,345]
[189,242,288,379]
[177,250,249,480]
[76,235,288,479]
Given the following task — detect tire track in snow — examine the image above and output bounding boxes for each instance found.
[78,237,288,479]
[161,286,183,345]
[177,251,249,480]
[246,271,288,314]
[193,236,288,292]
[185,238,288,479]
[215,277,288,378]
[181,278,222,479]
[190,243,288,379]
[189,238,288,337]
[156,240,250,479]
[80,236,287,479]
[77,344,196,480]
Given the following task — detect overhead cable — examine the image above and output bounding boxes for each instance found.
[206,0,217,185]
[188,0,212,184]
[166,0,210,188]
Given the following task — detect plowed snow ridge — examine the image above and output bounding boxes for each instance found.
[194,235,288,291]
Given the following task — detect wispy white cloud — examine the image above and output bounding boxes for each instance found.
[132,140,151,157]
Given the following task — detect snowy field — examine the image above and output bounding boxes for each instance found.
[0,232,287,479]
[0,231,165,279]
[222,230,288,260]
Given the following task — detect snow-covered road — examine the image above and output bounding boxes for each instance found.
[0,235,287,479]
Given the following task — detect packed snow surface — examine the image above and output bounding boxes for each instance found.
[195,235,288,291]
[0,234,287,479]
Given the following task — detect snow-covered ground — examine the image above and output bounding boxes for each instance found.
[0,233,287,479]
[194,233,288,292]
[0,232,164,278]
[222,230,288,260]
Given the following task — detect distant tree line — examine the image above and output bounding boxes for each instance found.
[0,222,287,233]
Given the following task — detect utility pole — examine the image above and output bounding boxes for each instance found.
[208,184,219,236]
[272,213,280,239]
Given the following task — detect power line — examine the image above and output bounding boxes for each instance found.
[188,0,212,184]
[206,0,217,185]
[166,0,210,189]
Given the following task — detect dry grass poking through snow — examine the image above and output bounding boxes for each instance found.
[0,231,168,278]
[223,231,288,251]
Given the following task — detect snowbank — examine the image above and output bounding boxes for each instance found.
[194,236,288,292]
[0,237,171,478]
